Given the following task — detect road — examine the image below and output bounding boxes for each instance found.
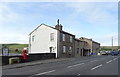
[2,55,120,77]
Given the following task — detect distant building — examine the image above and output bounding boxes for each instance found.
[0,44,2,53]
[29,20,75,58]
[75,38,90,57]
[79,37,100,55]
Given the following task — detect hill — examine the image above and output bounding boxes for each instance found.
[1,44,28,53]
[100,46,120,51]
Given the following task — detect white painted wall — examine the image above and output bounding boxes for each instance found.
[29,24,58,58]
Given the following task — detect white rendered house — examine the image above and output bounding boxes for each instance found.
[29,24,58,58]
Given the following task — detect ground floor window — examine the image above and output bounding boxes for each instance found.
[77,48,79,54]
[80,48,83,56]
[63,46,66,53]
[69,46,72,54]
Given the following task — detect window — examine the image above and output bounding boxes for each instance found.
[63,46,66,53]
[77,41,79,46]
[32,35,35,42]
[70,36,72,43]
[69,46,72,54]
[62,34,65,41]
[50,33,54,41]
[77,48,79,54]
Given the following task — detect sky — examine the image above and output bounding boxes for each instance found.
[0,1,118,46]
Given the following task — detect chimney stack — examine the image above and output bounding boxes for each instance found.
[55,19,63,30]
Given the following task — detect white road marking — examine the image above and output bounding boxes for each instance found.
[35,70,55,75]
[77,74,81,76]
[113,58,117,61]
[90,60,98,62]
[106,60,112,64]
[112,56,115,57]
[91,64,102,70]
[67,63,84,68]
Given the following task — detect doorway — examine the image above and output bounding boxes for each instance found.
[49,47,53,53]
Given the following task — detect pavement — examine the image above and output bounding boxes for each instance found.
[2,58,67,70]
[2,55,120,76]
[2,55,100,70]
[2,56,86,70]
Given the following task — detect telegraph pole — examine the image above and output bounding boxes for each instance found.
[112,37,113,51]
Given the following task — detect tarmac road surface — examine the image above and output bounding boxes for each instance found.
[2,55,120,77]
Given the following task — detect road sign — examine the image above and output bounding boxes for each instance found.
[2,48,9,56]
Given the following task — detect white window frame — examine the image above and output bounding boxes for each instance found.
[70,36,72,43]
[69,46,72,54]
[32,35,35,42]
[77,48,79,54]
[50,33,54,41]
[63,46,66,53]
[62,34,65,41]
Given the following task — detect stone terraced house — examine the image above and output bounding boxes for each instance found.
[29,20,100,59]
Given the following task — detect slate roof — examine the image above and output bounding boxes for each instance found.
[29,24,75,36]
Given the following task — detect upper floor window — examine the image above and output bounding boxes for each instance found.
[70,36,72,43]
[32,35,35,42]
[50,33,54,41]
[62,34,65,41]
[77,41,79,46]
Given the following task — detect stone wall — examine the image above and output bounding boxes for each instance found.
[2,53,56,65]
[28,53,56,61]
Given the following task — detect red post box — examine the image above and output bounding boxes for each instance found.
[22,49,27,60]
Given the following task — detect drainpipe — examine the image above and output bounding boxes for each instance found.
[82,48,83,56]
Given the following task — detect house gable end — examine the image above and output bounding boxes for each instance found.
[29,24,58,35]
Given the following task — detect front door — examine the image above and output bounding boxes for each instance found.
[50,47,52,53]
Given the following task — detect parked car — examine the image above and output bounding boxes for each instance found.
[111,50,119,56]
[105,51,111,55]
[100,51,107,55]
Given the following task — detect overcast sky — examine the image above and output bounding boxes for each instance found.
[0,1,118,46]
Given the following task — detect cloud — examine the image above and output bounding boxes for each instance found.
[0,3,54,44]
[0,0,119,2]
[0,2,118,46]
[94,33,118,46]
[64,2,118,46]
[0,3,28,44]
[0,31,28,44]
[66,2,118,26]
[0,3,24,26]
